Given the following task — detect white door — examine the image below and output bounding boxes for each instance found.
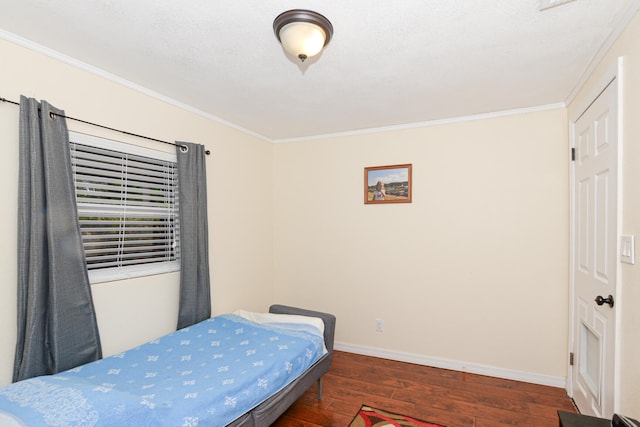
[571,77,618,417]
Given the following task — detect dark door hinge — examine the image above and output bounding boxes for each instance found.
[569,352,574,366]
[571,147,576,161]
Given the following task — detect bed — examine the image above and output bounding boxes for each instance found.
[0,304,336,427]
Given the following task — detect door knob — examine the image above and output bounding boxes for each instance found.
[594,294,614,308]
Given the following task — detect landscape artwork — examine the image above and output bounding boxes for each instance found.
[364,164,412,204]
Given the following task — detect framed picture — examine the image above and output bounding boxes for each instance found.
[364,164,412,204]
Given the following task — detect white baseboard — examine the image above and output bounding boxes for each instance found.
[334,341,567,389]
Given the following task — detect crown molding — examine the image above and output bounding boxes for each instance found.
[565,3,640,106]
[0,29,270,143]
[1,28,567,145]
[271,103,566,144]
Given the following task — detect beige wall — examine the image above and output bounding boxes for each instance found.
[0,37,275,386]
[567,12,640,418]
[4,13,638,414]
[273,109,570,381]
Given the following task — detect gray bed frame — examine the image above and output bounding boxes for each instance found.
[227,304,336,427]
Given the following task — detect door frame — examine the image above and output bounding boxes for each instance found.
[567,57,623,414]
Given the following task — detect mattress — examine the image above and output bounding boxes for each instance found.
[0,312,326,427]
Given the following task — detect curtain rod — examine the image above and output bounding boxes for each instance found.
[0,96,210,155]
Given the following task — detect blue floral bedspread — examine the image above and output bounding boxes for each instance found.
[0,314,325,427]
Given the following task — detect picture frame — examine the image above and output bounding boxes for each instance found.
[364,164,412,204]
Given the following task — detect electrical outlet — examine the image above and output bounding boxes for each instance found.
[375,319,384,332]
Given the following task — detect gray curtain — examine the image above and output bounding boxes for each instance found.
[176,142,211,330]
[14,96,102,382]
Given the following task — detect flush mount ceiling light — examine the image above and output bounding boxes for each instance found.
[273,9,333,62]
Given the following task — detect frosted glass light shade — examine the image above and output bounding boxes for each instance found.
[273,9,333,62]
[279,22,326,60]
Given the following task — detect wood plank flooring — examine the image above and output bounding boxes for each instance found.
[272,351,577,426]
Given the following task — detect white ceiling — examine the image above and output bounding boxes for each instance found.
[1,0,638,141]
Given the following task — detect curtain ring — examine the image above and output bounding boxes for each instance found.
[179,144,189,153]
[48,111,56,121]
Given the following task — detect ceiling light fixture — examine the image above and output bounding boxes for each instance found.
[273,9,333,63]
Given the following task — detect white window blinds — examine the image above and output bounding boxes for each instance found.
[69,132,180,283]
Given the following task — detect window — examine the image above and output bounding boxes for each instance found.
[69,131,179,283]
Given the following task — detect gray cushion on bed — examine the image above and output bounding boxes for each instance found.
[268,304,336,356]
[226,305,336,427]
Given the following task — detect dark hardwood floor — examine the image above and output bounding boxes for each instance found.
[272,351,577,426]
